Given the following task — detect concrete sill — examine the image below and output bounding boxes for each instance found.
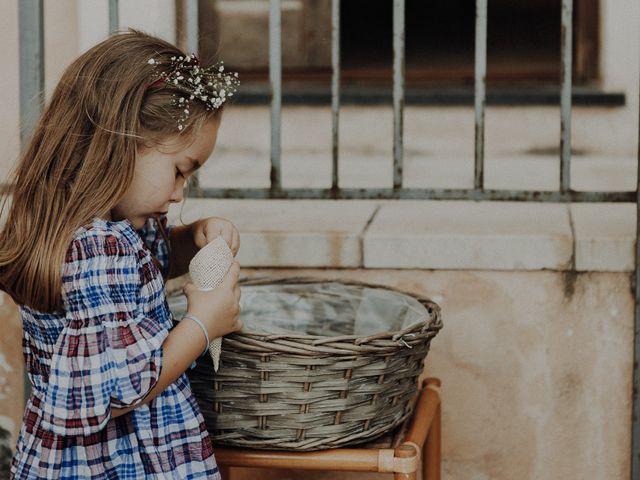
[168,200,636,272]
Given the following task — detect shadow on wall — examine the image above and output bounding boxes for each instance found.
[0,426,10,478]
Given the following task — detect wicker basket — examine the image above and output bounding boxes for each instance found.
[169,277,442,451]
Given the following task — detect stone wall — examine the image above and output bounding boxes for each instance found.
[0,0,638,478]
[1,267,633,479]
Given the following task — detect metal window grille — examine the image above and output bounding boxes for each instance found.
[17,0,640,476]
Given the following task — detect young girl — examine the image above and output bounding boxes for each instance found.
[0,31,242,479]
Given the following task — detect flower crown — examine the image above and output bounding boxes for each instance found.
[147,54,239,131]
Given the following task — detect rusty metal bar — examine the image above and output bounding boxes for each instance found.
[185,0,198,54]
[19,0,44,404]
[560,0,573,192]
[632,19,640,476]
[19,0,44,148]
[269,0,282,191]
[185,0,200,190]
[474,0,487,190]
[108,0,119,34]
[331,0,340,191]
[198,187,634,203]
[392,0,405,189]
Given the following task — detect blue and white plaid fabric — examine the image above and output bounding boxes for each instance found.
[11,217,220,479]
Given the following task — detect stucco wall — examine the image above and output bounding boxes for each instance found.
[221,268,633,480]
[0,1,637,478]
[0,269,633,479]
[0,292,21,449]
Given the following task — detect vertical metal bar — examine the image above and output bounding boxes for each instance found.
[19,0,44,147]
[185,0,199,54]
[269,0,282,191]
[392,0,405,189]
[474,0,487,190]
[331,0,340,191]
[19,0,44,404]
[108,0,119,35]
[185,0,200,192]
[560,0,573,192]
[632,11,640,474]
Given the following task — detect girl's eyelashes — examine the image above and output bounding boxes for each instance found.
[175,167,185,179]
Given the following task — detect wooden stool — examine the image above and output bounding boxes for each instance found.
[214,377,441,480]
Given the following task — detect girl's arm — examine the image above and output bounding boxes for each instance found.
[111,318,205,418]
[112,262,242,418]
[168,218,240,279]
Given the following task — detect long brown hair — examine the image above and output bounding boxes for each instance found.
[0,30,222,312]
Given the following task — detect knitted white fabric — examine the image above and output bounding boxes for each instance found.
[188,235,234,371]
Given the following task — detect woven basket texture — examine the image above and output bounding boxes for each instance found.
[172,277,442,451]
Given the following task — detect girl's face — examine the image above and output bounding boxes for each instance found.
[111,118,220,229]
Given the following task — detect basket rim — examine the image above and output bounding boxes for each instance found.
[231,276,443,347]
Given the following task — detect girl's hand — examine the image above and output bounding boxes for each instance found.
[193,217,240,255]
[183,261,243,339]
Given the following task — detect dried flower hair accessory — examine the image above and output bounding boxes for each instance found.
[147,54,239,131]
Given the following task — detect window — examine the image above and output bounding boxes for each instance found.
[193,0,599,91]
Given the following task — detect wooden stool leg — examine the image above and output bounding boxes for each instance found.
[219,464,231,480]
[393,444,418,480]
[423,403,441,480]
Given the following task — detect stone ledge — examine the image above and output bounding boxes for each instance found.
[364,201,573,270]
[570,203,636,272]
[168,199,636,272]
[169,199,377,268]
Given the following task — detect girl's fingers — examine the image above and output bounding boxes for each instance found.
[231,229,240,255]
[223,230,233,250]
[183,282,195,295]
[221,262,240,287]
[230,261,240,278]
[195,228,208,249]
[234,317,243,331]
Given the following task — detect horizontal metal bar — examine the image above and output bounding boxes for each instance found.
[2,181,631,203]
[192,188,635,203]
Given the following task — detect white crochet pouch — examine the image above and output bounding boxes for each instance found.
[188,235,234,371]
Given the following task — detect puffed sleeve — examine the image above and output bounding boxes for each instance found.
[39,230,167,436]
[137,215,173,277]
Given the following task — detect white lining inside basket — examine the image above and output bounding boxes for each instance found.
[167,282,430,337]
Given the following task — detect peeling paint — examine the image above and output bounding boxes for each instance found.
[0,354,13,373]
[0,417,14,436]
[0,371,10,401]
[562,269,578,299]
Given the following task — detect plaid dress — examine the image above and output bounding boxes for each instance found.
[11,217,220,479]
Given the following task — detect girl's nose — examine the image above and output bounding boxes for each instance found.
[170,181,185,203]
